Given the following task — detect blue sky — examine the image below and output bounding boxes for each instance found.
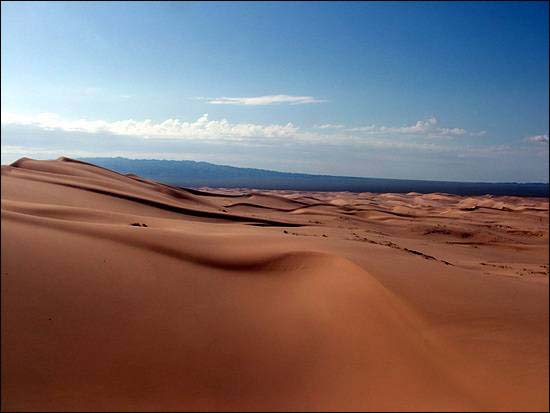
[1,1,548,182]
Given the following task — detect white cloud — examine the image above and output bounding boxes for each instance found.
[0,111,486,151]
[315,124,345,129]
[345,116,482,138]
[1,112,303,141]
[437,127,467,136]
[344,125,378,132]
[399,116,438,134]
[525,134,549,143]
[203,95,327,105]
[469,130,487,137]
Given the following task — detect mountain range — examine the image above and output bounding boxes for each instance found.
[79,157,549,197]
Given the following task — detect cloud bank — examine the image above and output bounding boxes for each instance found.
[1,112,301,141]
[1,113,484,145]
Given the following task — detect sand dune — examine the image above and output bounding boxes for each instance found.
[1,157,548,411]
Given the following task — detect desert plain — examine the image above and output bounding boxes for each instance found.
[1,157,548,411]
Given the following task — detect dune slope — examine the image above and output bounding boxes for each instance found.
[1,158,548,411]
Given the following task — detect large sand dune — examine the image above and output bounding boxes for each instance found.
[1,157,548,411]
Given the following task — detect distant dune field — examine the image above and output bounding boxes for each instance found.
[1,157,548,411]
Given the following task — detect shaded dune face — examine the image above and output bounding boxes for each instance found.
[1,158,548,411]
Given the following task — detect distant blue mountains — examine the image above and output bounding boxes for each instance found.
[80,157,549,198]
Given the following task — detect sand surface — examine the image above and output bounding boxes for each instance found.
[1,157,548,411]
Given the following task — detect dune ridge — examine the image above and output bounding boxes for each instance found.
[1,157,548,411]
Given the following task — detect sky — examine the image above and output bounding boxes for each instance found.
[1,1,548,182]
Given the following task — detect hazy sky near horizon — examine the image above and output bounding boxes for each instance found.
[1,1,548,182]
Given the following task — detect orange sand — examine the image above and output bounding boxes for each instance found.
[1,157,548,411]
